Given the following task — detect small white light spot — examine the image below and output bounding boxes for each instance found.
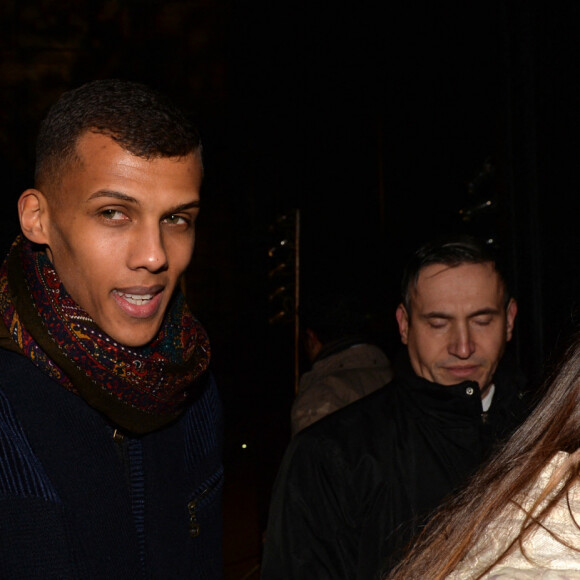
[241,443,248,449]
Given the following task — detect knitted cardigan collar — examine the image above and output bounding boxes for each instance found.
[0,237,210,434]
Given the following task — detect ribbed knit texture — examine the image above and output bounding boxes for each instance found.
[0,348,224,579]
[184,373,223,470]
[128,437,146,572]
[0,390,60,502]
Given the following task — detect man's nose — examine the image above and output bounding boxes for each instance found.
[127,225,169,273]
[448,324,475,359]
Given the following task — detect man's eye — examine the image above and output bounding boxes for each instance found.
[473,317,492,326]
[163,214,189,225]
[428,320,447,329]
[100,209,126,220]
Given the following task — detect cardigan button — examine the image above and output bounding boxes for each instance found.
[189,522,200,538]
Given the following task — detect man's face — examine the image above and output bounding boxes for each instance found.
[22,131,203,347]
[396,262,517,393]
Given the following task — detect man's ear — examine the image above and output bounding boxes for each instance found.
[505,298,518,342]
[303,328,322,362]
[18,189,50,245]
[395,304,410,345]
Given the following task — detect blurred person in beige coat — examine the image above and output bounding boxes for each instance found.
[291,288,393,436]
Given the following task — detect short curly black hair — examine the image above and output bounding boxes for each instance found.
[35,79,202,189]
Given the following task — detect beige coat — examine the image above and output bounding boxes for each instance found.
[291,343,393,436]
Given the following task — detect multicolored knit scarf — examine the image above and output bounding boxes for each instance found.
[0,237,210,434]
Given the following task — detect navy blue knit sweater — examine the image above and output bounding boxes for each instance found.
[0,348,224,579]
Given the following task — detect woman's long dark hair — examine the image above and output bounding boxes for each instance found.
[386,332,580,579]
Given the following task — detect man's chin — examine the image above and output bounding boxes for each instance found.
[101,322,161,348]
[435,372,483,387]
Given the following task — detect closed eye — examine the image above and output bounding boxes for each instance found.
[428,319,448,329]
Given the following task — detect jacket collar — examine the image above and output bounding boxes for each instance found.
[392,348,527,417]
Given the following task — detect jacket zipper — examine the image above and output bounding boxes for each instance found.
[187,470,223,538]
[187,487,209,538]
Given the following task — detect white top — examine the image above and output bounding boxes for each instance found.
[481,382,495,412]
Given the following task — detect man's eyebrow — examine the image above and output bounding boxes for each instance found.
[88,190,138,203]
[87,191,201,212]
[167,201,201,213]
[421,307,501,320]
[468,307,501,317]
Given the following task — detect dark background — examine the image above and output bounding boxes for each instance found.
[1,1,579,576]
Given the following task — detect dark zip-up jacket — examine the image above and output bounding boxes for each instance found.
[0,348,224,579]
[261,352,529,580]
